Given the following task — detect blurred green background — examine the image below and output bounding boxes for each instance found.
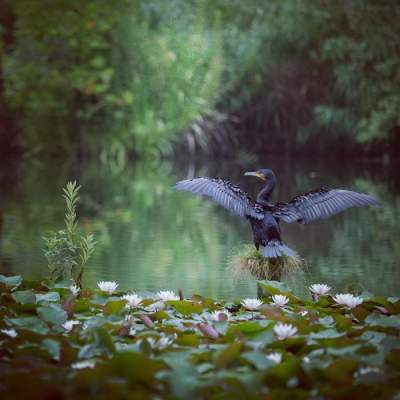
[0,1,399,298]
[1,0,399,158]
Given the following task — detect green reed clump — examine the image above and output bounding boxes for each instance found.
[43,181,95,287]
[229,245,303,280]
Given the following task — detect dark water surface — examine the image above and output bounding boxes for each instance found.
[0,155,399,299]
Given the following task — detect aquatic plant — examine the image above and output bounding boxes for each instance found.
[43,182,96,287]
[0,274,399,398]
[241,298,263,311]
[229,245,303,280]
[97,280,119,295]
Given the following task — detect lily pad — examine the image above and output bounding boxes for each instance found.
[37,304,68,326]
[0,274,22,288]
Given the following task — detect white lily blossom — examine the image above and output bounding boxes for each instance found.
[97,281,119,295]
[62,320,80,332]
[1,328,18,338]
[273,322,298,340]
[122,293,143,309]
[157,290,180,302]
[71,360,96,369]
[266,352,282,363]
[357,367,381,376]
[309,284,331,295]
[146,301,166,312]
[241,298,263,311]
[209,311,231,321]
[299,310,308,317]
[271,294,289,307]
[147,335,175,350]
[333,293,363,309]
[69,284,80,297]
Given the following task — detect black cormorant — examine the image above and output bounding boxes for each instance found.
[175,169,381,258]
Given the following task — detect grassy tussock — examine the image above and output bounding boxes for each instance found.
[229,245,303,280]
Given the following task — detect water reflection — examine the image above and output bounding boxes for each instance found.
[0,156,399,298]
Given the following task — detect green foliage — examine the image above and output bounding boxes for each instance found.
[226,0,400,146]
[1,0,399,156]
[1,275,400,398]
[43,181,95,286]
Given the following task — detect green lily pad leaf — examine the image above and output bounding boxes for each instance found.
[159,352,199,398]
[227,321,271,339]
[41,338,61,361]
[81,315,107,330]
[36,292,60,303]
[153,310,171,321]
[5,316,49,335]
[365,313,400,328]
[37,304,68,326]
[213,320,229,335]
[309,328,345,339]
[99,351,167,386]
[169,300,203,316]
[352,305,369,322]
[176,333,200,347]
[215,342,244,369]
[0,274,22,288]
[93,326,116,355]
[243,351,275,370]
[333,314,352,330]
[263,358,301,386]
[323,358,359,385]
[360,330,386,345]
[258,280,290,296]
[319,316,335,327]
[42,279,71,289]
[12,290,36,304]
[103,300,125,315]
[73,298,93,313]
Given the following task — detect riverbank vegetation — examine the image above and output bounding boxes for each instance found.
[1,1,399,159]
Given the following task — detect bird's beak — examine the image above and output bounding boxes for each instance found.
[244,171,266,180]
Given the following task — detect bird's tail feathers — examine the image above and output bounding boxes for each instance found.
[261,241,297,259]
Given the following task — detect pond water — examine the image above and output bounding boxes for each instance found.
[0,155,399,299]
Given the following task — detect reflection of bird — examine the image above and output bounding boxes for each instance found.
[175,169,381,258]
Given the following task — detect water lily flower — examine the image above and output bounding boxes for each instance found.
[309,283,331,301]
[271,294,289,307]
[266,352,282,363]
[241,298,263,311]
[122,293,143,309]
[333,293,363,309]
[357,367,381,376]
[62,320,80,332]
[209,311,231,321]
[309,283,331,295]
[71,360,96,369]
[1,328,18,338]
[147,335,175,350]
[146,301,165,312]
[273,322,298,340]
[157,290,179,302]
[299,310,308,317]
[69,284,80,297]
[97,281,119,295]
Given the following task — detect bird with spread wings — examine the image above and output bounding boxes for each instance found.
[175,169,381,258]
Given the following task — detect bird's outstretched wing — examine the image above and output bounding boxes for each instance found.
[270,187,381,224]
[175,177,264,220]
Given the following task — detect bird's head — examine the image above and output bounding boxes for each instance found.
[244,169,276,182]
